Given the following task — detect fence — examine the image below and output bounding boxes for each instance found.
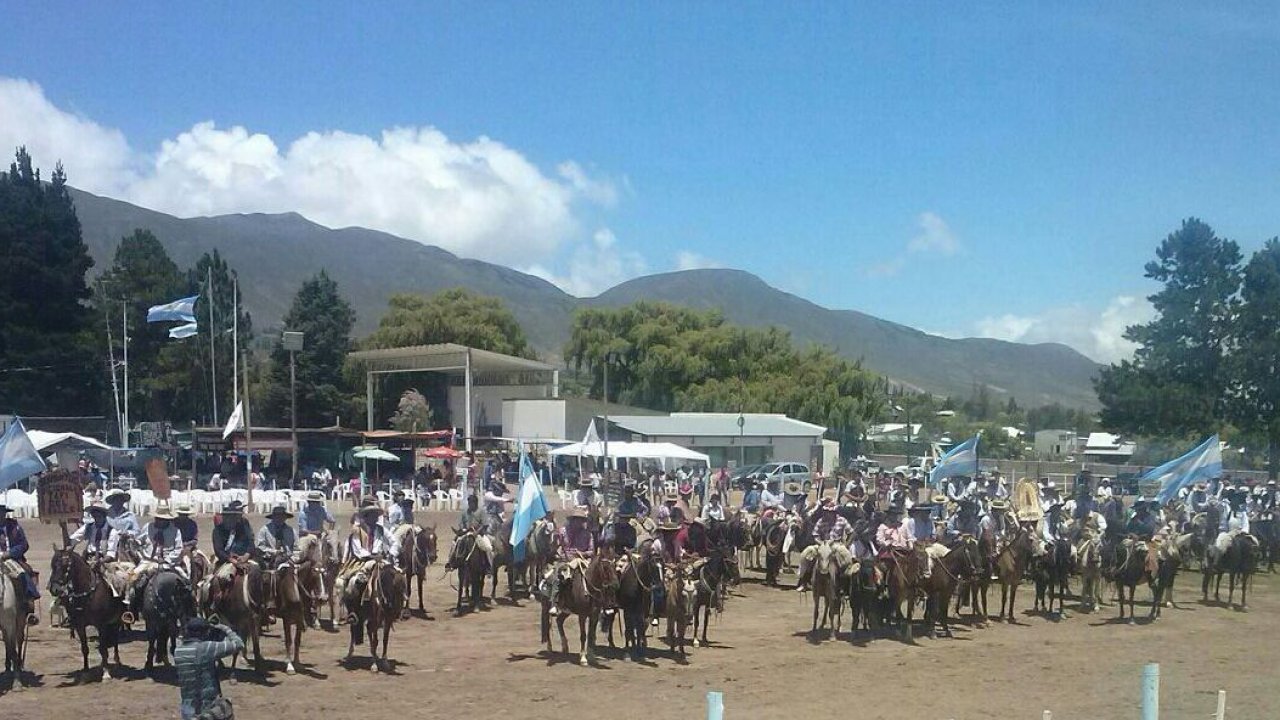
[705,664,1234,718]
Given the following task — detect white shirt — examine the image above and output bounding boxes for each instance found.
[761,488,785,509]
[347,522,400,560]
[1221,508,1250,534]
[70,520,120,558]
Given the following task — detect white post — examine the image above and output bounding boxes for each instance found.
[464,348,473,453]
[1215,690,1226,720]
[122,301,130,447]
[232,275,239,406]
[208,267,218,423]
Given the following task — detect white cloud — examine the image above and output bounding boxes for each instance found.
[674,250,722,271]
[973,295,1155,363]
[0,77,621,268]
[524,228,647,297]
[865,211,960,277]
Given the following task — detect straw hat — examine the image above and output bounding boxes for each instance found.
[989,499,1009,511]
[104,488,129,503]
[174,503,194,515]
[306,490,326,502]
[152,503,177,520]
[221,500,246,514]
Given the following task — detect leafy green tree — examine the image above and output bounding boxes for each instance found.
[1097,219,1241,436]
[364,288,532,358]
[0,148,101,416]
[1231,238,1280,477]
[94,229,188,421]
[261,270,357,427]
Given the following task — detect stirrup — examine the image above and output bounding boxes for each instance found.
[120,610,136,625]
[26,612,39,627]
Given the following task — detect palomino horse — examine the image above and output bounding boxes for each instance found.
[992,526,1039,624]
[207,561,266,673]
[447,531,489,613]
[1203,532,1260,609]
[609,541,662,661]
[919,538,980,638]
[1032,538,1073,618]
[0,568,29,688]
[1075,534,1105,612]
[141,570,196,673]
[345,560,405,673]
[48,548,124,680]
[807,542,847,640]
[540,552,619,666]
[394,525,438,614]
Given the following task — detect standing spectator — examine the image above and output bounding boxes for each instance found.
[348,475,362,508]
[175,618,244,719]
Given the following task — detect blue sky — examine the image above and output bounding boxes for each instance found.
[3,3,1279,362]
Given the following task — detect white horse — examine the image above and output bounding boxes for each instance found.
[0,569,29,688]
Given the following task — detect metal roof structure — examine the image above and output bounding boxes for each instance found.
[609,412,826,438]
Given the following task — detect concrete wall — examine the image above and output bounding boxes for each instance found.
[502,398,567,440]
[448,384,550,435]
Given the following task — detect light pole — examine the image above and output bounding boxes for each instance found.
[601,350,621,488]
[283,331,304,484]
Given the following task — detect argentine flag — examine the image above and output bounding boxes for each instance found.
[146,295,198,323]
[0,418,48,490]
[928,434,980,487]
[509,445,549,562]
[1148,435,1223,505]
[168,321,199,339]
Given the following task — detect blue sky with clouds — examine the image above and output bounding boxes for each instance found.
[2,3,1278,362]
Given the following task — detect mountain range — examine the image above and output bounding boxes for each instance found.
[69,187,1101,410]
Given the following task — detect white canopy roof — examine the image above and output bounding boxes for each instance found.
[549,440,709,466]
[26,430,112,452]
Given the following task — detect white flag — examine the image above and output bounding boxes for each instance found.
[222,401,244,439]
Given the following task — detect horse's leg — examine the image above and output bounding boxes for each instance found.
[284,617,296,675]
[540,604,552,653]
[76,624,90,672]
[380,618,391,671]
[577,613,588,666]
[811,591,820,633]
[345,615,356,662]
[99,625,114,680]
[417,573,425,612]
[557,612,569,655]
[367,614,380,673]
[700,599,711,647]
[1241,572,1249,610]
[251,623,263,673]
[1008,582,1019,624]
[1214,570,1223,601]
[455,569,465,613]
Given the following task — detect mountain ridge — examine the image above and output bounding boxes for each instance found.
[68,187,1100,409]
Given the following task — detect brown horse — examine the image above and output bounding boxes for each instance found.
[1112,538,1149,623]
[1032,537,1073,618]
[523,519,556,592]
[992,526,1039,624]
[207,561,266,673]
[663,566,697,658]
[447,531,489,613]
[48,548,124,680]
[883,547,922,641]
[1203,532,1260,609]
[539,552,619,666]
[345,559,405,673]
[608,541,662,661]
[395,525,438,615]
[807,542,846,640]
[273,562,312,675]
[691,544,734,648]
[919,538,980,638]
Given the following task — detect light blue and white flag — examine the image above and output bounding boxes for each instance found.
[168,321,199,339]
[1148,435,1222,505]
[146,295,198,323]
[928,434,979,487]
[510,444,549,562]
[0,417,47,490]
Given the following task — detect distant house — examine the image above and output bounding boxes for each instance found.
[1081,432,1137,463]
[865,423,923,443]
[1034,429,1079,459]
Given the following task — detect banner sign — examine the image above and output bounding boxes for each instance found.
[38,469,84,524]
[145,457,171,499]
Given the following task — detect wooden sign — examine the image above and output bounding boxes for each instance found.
[145,457,171,499]
[37,468,84,524]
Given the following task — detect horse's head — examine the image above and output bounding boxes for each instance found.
[418,526,439,565]
[588,554,621,609]
[48,545,82,598]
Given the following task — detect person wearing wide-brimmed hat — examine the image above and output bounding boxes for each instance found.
[542,508,594,616]
[980,499,1013,545]
[875,503,913,555]
[1124,497,1159,541]
[207,500,256,607]
[796,498,854,592]
[103,487,142,540]
[653,516,684,564]
[1039,501,1068,547]
[255,505,297,565]
[945,497,982,543]
[335,498,402,621]
[0,501,41,622]
[386,489,416,532]
[1211,487,1251,555]
[70,500,120,560]
[782,481,806,513]
[298,491,336,536]
[123,502,187,615]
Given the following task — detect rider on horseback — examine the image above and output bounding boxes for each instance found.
[1213,487,1251,554]
[103,488,142,540]
[543,508,593,616]
[1039,502,1069,557]
[0,503,40,624]
[255,505,298,615]
[796,498,853,592]
[68,500,130,598]
[299,491,336,535]
[208,500,256,607]
[386,490,415,531]
[946,498,982,543]
[336,498,401,623]
[126,503,186,616]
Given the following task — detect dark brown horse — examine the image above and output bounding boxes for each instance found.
[992,526,1038,624]
[447,531,489,613]
[1112,538,1148,623]
[608,541,662,661]
[1032,537,1073,618]
[395,525,438,614]
[207,561,266,673]
[919,538,980,638]
[140,570,196,673]
[489,519,523,600]
[345,560,405,673]
[48,548,124,680]
[1203,532,1260,609]
[273,562,313,675]
[845,557,879,639]
[539,552,619,666]
[883,547,922,641]
[691,544,733,648]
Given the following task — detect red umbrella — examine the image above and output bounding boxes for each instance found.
[424,446,461,459]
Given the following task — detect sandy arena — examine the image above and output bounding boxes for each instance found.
[3,504,1276,719]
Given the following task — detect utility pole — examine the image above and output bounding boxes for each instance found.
[208,267,218,422]
[103,290,124,444]
[283,331,304,484]
[122,301,130,447]
[243,349,253,508]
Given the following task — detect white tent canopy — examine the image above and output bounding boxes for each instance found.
[548,440,710,467]
[26,430,112,453]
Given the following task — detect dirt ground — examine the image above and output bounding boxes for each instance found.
[3,504,1277,720]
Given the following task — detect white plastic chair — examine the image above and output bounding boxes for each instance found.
[432,490,449,511]
[447,488,463,511]
[557,489,574,510]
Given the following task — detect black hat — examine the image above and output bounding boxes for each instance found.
[359,497,384,514]
[221,500,246,515]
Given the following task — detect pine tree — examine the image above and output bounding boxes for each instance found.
[261,270,357,427]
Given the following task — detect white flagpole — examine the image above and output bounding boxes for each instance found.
[103,291,124,444]
[208,267,218,422]
[122,300,130,447]
[233,274,239,406]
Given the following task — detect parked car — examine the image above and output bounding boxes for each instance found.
[753,462,814,493]
[731,464,764,490]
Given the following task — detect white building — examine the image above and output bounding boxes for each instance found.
[1033,429,1079,459]
[1082,432,1137,463]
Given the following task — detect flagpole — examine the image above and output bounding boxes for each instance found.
[122,300,130,447]
[232,274,239,406]
[103,292,124,444]
[243,349,253,509]
[208,267,218,423]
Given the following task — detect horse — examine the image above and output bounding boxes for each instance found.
[1075,533,1105,612]
[845,555,880,639]
[141,570,197,672]
[807,542,846,640]
[761,519,788,586]
[1253,509,1279,573]
[1032,536,1073,618]
[48,547,124,680]
[919,537,980,638]
[610,541,662,661]
[0,568,29,688]
[394,525,437,614]
[206,561,266,673]
[1111,538,1149,624]
[539,551,619,666]
[447,531,489,613]
[1203,532,1260,609]
[726,511,762,570]
[489,519,523,600]
[271,559,313,675]
[882,547,922,641]
[344,559,405,673]
[523,519,556,592]
[293,534,333,627]
[663,565,697,658]
[1147,532,1194,618]
[691,543,734,648]
[992,526,1038,624]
